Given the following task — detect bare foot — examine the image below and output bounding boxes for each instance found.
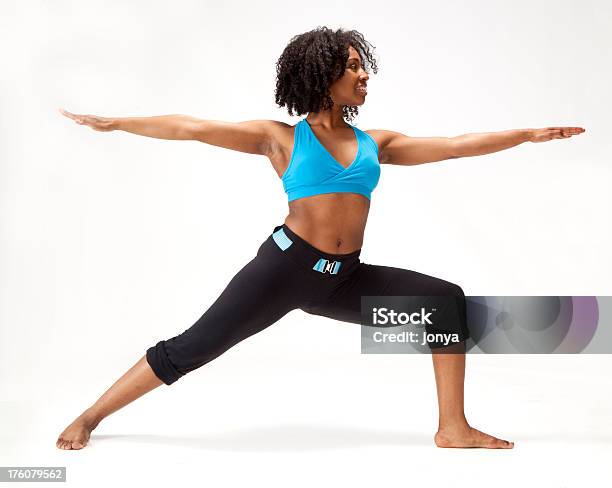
[56,409,100,450]
[434,425,514,449]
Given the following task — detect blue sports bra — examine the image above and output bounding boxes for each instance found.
[281,119,381,202]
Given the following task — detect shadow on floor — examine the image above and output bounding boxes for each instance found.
[92,424,432,452]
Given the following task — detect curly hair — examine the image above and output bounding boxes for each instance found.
[274,26,379,124]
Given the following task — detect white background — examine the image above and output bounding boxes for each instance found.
[1,0,610,486]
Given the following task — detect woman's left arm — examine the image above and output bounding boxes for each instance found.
[453,126,585,157]
[367,126,585,166]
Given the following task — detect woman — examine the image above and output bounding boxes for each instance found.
[56,26,583,450]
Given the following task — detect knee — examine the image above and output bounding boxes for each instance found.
[439,281,467,319]
[426,280,469,344]
[146,340,184,386]
[146,324,238,386]
[447,282,465,301]
[430,278,465,301]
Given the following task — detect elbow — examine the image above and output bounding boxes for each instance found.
[188,120,209,142]
[449,137,465,159]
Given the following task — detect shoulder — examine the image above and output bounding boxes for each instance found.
[363,129,398,164]
[260,119,293,138]
[363,129,396,147]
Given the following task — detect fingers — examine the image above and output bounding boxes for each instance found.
[559,127,585,136]
[549,127,585,132]
[59,108,84,124]
[532,126,585,143]
[59,108,93,125]
[59,108,97,127]
[59,108,76,120]
[549,127,585,139]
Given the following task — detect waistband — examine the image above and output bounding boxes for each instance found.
[270,224,361,278]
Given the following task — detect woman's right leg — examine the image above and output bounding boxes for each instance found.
[57,231,306,449]
[56,355,162,450]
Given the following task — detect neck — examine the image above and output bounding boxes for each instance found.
[305,105,348,130]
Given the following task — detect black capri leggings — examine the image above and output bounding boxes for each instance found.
[146,223,470,385]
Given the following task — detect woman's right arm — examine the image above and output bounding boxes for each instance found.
[59,109,286,157]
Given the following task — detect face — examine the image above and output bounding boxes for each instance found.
[329,45,369,107]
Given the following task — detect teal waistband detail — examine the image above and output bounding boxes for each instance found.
[272,228,293,250]
[312,258,342,274]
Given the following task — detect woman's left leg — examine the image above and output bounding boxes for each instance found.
[303,262,514,449]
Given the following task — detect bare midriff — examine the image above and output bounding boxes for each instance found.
[283,192,370,254]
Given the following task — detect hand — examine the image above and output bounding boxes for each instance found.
[59,108,116,131]
[529,126,585,143]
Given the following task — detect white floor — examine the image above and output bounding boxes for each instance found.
[2,336,611,488]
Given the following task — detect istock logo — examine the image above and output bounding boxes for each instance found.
[372,307,435,326]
